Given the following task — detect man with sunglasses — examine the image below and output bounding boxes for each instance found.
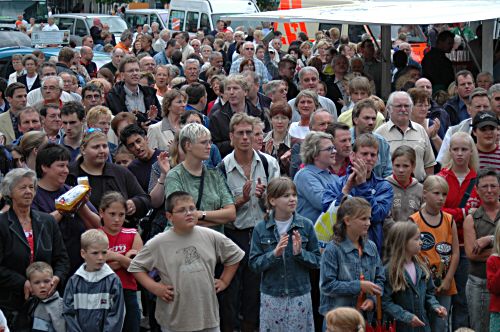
[229,41,271,85]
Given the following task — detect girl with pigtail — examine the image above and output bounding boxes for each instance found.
[319,197,385,329]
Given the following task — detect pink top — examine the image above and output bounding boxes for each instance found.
[405,260,417,285]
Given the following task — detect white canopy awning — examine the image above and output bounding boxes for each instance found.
[222,0,500,25]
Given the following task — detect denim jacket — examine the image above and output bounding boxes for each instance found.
[319,237,385,315]
[249,212,321,297]
[382,260,441,332]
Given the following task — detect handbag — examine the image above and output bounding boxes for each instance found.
[314,199,338,249]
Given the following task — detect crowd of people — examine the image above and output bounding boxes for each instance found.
[0,16,500,332]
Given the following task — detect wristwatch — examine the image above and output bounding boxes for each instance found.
[200,211,207,220]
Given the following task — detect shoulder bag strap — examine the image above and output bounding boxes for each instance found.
[459,177,476,208]
[196,166,205,210]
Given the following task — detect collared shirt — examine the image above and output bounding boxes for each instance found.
[229,56,271,84]
[294,164,338,222]
[124,85,146,114]
[58,135,80,161]
[222,150,280,230]
[375,120,436,182]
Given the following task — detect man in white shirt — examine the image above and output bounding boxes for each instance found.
[42,17,59,31]
[26,63,78,106]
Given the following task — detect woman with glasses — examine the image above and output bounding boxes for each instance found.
[66,129,150,221]
[264,102,293,175]
[165,123,235,233]
[409,87,443,153]
[294,131,338,223]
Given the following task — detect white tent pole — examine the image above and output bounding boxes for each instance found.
[482,19,494,74]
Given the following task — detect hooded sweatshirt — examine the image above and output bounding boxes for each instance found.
[385,175,423,228]
[63,263,124,332]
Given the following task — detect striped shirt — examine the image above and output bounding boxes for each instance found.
[478,144,500,172]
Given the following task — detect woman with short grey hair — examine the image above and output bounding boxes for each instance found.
[289,89,320,140]
[293,131,338,222]
[0,168,69,331]
[165,123,235,233]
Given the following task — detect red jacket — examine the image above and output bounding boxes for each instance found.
[437,167,479,244]
[487,255,500,312]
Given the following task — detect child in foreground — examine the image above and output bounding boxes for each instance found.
[27,262,65,332]
[382,222,447,331]
[63,229,125,332]
[249,177,321,332]
[128,191,244,332]
[325,307,365,332]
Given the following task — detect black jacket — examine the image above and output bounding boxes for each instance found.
[17,74,41,93]
[66,160,151,219]
[209,99,271,158]
[0,209,69,312]
[105,81,161,116]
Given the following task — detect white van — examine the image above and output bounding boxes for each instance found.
[167,0,260,34]
[124,9,169,31]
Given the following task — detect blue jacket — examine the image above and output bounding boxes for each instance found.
[249,212,321,297]
[322,169,393,255]
[350,129,393,178]
[382,260,441,332]
[319,237,384,315]
[443,95,469,126]
[63,263,125,332]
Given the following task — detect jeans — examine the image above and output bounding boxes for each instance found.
[123,289,140,332]
[466,274,490,332]
[451,247,470,330]
[430,294,451,332]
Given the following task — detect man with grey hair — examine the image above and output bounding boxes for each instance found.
[375,91,436,181]
[153,29,171,53]
[173,59,216,102]
[200,51,225,81]
[32,76,64,110]
[437,88,492,163]
[288,66,337,122]
[241,71,271,114]
[263,80,288,104]
[116,29,133,52]
[210,74,271,157]
[229,41,271,85]
[489,83,500,118]
[139,55,156,74]
[27,62,78,106]
[102,47,125,74]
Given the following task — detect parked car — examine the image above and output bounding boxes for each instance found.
[0,28,32,48]
[0,46,111,79]
[51,14,128,46]
[125,9,169,32]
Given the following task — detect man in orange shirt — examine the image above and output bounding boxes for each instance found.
[115,30,133,53]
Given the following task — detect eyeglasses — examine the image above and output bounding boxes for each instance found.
[320,145,336,153]
[245,47,254,51]
[84,94,102,100]
[172,206,197,216]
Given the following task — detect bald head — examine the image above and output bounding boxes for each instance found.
[415,78,432,93]
[93,18,101,26]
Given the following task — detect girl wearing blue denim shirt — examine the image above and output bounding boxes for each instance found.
[249,177,321,332]
[319,197,385,328]
[382,222,447,332]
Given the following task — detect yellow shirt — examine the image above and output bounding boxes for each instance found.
[337,107,386,129]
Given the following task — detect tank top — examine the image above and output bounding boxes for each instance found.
[410,211,457,295]
[102,227,138,290]
[470,207,500,279]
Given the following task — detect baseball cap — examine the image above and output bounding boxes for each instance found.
[472,111,499,129]
[281,54,297,65]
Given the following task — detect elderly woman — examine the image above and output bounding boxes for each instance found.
[165,123,236,233]
[289,89,320,140]
[264,102,293,175]
[147,89,187,151]
[66,129,150,220]
[33,143,100,274]
[0,168,69,331]
[293,131,338,222]
[408,87,443,154]
[18,54,40,92]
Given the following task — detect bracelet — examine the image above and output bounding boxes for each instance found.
[157,179,165,185]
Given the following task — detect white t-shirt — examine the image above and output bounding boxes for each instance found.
[275,215,293,236]
[289,122,310,140]
[42,24,59,31]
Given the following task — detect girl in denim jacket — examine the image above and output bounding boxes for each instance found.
[319,197,385,329]
[249,177,321,332]
[382,222,447,332]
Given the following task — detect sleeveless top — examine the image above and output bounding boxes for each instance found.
[410,211,457,295]
[470,207,500,279]
[102,227,138,290]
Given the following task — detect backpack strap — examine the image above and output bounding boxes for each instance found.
[459,177,476,208]
[256,151,269,181]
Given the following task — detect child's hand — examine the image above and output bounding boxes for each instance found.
[435,306,447,317]
[24,280,32,300]
[273,234,289,257]
[214,279,228,293]
[48,276,60,296]
[152,283,174,302]
[410,315,425,327]
[360,280,382,296]
[359,299,374,311]
[292,230,302,255]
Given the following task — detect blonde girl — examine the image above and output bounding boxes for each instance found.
[486,222,500,331]
[325,307,365,332]
[99,191,143,332]
[319,197,384,328]
[382,222,447,332]
[249,177,321,332]
[409,175,459,331]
